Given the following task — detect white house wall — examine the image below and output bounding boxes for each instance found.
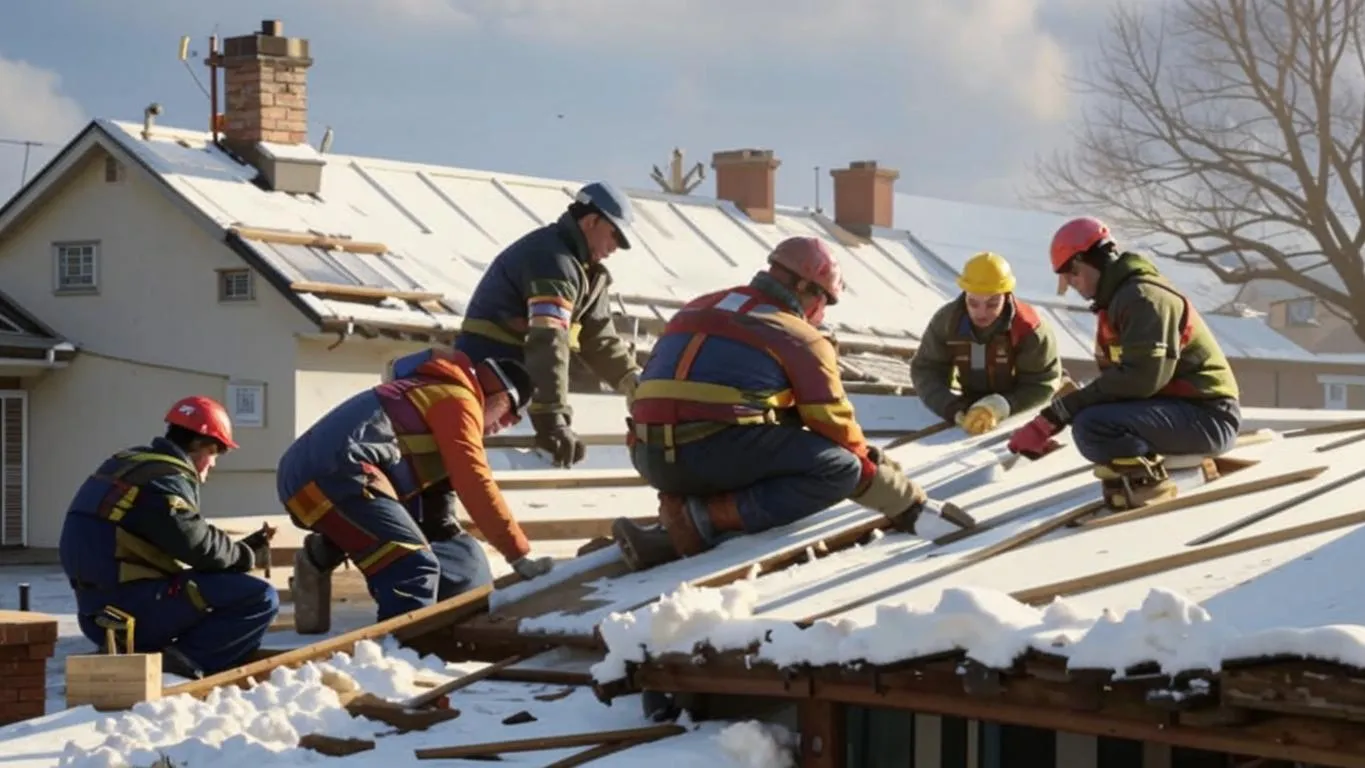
[293,336,429,435]
[0,149,313,543]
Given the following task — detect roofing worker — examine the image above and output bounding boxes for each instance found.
[910,251,1064,435]
[278,348,554,630]
[611,236,975,571]
[455,181,643,469]
[1007,217,1242,510]
[59,396,278,679]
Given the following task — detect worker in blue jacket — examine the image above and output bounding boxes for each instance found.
[455,181,643,468]
[59,396,278,679]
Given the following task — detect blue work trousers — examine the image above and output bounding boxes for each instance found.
[453,334,522,367]
[74,572,279,675]
[288,473,492,622]
[1070,397,1241,464]
[631,424,863,539]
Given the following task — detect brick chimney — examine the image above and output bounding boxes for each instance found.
[217,20,322,194]
[829,161,900,235]
[712,149,780,224]
[220,20,311,147]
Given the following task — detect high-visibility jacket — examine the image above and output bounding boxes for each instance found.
[276,349,530,561]
[944,296,1045,393]
[631,277,876,483]
[59,437,248,596]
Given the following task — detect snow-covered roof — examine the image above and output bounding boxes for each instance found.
[0,118,1326,366]
[449,401,1365,697]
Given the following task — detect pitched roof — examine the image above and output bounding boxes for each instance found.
[0,119,1330,366]
[0,287,75,360]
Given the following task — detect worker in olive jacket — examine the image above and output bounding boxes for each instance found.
[911,251,1063,436]
[455,181,642,468]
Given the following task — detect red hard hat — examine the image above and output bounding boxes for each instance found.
[165,396,238,450]
[768,236,844,305]
[1050,217,1112,273]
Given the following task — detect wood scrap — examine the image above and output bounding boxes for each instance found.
[502,710,537,725]
[346,693,462,732]
[297,733,376,756]
[230,225,389,255]
[1187,466,1365,546]
[162,582,498,698]
[402,653,532,709]
[1316,430,1365,453]
[414,724,687,760]
[1013,507,1365,605]
[544,736,660,767]
[1283,418,1365,438]
[1081,466,1328,531]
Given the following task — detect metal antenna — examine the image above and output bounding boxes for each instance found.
[0,137,48,187]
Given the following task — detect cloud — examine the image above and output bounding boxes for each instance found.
[0,54,86,200]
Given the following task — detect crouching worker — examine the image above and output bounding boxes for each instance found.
[1008,217,1241,510]
[910,251,1064,435]
[278,348,556,629]
[611,237,975,571]
[59,396,279,679]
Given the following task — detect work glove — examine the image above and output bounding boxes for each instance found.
[957,394,1011,436]
[618,371,641,409]
[531,412,587,468]
[510,554,554,580]
[1007,412,1063,459]
[851,460,925,519]
[866,446,902,473]
[239,523,277,569]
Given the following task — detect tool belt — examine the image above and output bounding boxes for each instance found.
[625,419,732,463]
[70,574,209,614]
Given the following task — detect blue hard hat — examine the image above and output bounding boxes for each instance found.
[574,181,635,250]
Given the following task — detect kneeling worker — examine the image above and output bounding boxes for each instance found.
[1008,217,1242,509]
[612,236,974,571]
[278,348,555,629]
[60,396,279,678]
[911,251,1064,435]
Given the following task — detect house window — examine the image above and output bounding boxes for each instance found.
[1285,297,1317,326]
[54,242,98,293]
[218,269,255,302]
[1325,382,1349,410]
[225,380,266,428]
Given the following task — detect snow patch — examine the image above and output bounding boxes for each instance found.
[593,580,1365,683]
[716,720,797,768]
[56,639,440,768]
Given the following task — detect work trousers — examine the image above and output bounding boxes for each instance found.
[1070,397,1242,464]
[286,472,492,622]
[631,424,863,544]
[74,572,278,675]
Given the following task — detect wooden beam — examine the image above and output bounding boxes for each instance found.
[1080,465,1328,531]
[402,653,532,709]
[414,724,687,760]
[163,582,500,699]
[496,470,646,491]
[1187,467,1365,545]
[231,225,389,254]
[800,699,846,768]
[290,280,445,303]
[633,660,1365,767]
[1221,660,1365,723]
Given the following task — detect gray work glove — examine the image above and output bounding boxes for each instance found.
[510,555,554,580]
[531,413,587,468]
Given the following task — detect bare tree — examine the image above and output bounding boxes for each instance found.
[1031,0,1365,340]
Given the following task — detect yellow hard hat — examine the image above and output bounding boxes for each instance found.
[957,251,1016,295]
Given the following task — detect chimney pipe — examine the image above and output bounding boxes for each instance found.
[830,161,900,236]
[711,149,780,224]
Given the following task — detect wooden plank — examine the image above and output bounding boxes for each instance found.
[402,653,531,709]
[1316,430,1365,453]
[289,280,444,303]
[1187,466,1365,546]
[496,470,646,491]
[1221,661,1365,723]
[231,225,389,255]
[414,724,687,760]
[1283,418,1365,438]
[1080,466,1328,531]
[487,433,627,449]
[1012,508,1365,605]
[163,580,508,698]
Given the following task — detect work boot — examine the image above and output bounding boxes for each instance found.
[657,493,744,558]
[612,518,680,572]
[293,533,346,635]
[1095,455,1177,511]
[892,498,976,539]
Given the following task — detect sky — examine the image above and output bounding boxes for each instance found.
[0,0,1117,210]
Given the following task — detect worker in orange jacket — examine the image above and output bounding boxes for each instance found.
[276,348,554,624]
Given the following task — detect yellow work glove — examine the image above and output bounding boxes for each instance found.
[959,394,1011,436]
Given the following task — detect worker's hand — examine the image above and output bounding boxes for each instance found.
[240,528,273,569]
[510,554,554,580]
[960,394,1011,436]
[258,522,278,542]
[531,413,587,468]
[1007,413,1062,459]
